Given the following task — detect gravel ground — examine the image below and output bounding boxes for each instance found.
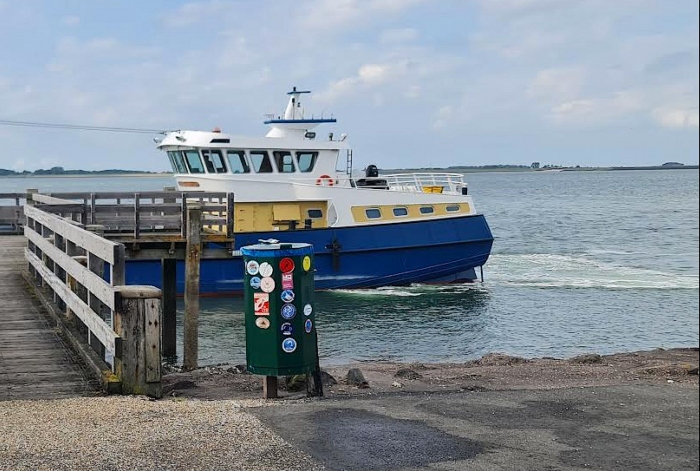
[0,396,323,471]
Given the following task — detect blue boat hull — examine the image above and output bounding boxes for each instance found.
[125,214,493,295]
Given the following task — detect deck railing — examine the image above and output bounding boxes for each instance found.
[0,192,27,234]
[382,173,466,194]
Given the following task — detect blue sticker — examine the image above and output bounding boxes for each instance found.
[280,289,295,303]
[280,322,294,336]
[280,303,297,320]
[249,276,261,289]
[282,338,297,353]
[304,318,313,334]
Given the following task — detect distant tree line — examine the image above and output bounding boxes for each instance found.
[0,166,156,176]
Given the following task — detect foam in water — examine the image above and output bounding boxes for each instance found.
[485,253,699,290]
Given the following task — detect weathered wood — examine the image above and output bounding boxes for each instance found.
[0,236,93,400]
[263,376,278,399]
[113,285,163,398]
[183,203,202,371]
[161,258,177,359]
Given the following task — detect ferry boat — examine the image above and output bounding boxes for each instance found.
[149,87,493,294]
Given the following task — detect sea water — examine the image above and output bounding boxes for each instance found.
[1,170,697,365]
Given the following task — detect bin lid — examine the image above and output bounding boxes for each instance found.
[241,242,313,257]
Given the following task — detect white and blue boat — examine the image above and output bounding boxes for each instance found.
[147,87,493,294]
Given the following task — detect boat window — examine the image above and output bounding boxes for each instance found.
[201,149,228,174]
[295,151,317,173]
[307,209,323,219]
[392,207,408,217]
[167,151,188,174]
[419,206,434,214]
[446,204,461,212]
[226,150,250,173]
[365,208,382,219]
[184,150,205,174]
[273,151,296,173]
[250,151,274,173]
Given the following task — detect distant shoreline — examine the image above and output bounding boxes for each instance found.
[383,165,699,173]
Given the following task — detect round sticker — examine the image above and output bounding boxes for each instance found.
[282,338,297,353]
[303,303,313,316]
[281,289,295,303]
[302,256,311,272]
[255,317,270,329]
[280,322,294,336]
[279,257,295,273]
[246,260,259,275]
[249,276,261,289]
[259,262,273,277]
[281,303,297,320]
[260,277,276,293]
[304,318,313,333]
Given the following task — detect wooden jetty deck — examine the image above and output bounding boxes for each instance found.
[0,236,96,400]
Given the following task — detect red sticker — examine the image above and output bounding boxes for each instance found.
[254,293,270,315]
[279,257,295,273]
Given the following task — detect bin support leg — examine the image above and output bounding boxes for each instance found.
[263,376,278,399]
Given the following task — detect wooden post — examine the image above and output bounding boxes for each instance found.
[161,257,177,360]
[263,376,278,399]
[183,203,201,371]
[114,285,163,398]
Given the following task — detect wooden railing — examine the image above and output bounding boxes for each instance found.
[28,190,234,241]
[23,204,163,397]
[0,192,26,234]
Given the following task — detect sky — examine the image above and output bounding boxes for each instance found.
[0,0,698,172]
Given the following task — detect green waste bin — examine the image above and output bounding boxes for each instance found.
[241,242,317,376]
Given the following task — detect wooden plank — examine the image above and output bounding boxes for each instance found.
[25,248,118,354]
[145,297,161,383]
[25,205,121,264]
[25,229,116,310]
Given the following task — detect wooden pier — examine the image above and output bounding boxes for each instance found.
[0,190,235,399]
[0,236,94,400]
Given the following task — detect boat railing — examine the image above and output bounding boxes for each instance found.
[381,173,466,195]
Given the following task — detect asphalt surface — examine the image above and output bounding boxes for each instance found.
[252,384,699,471]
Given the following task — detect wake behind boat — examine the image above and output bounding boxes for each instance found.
[145,87,493,293]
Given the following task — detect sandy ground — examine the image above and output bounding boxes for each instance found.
[161,347,699,401]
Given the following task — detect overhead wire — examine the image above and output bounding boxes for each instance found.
[0,119,167,134]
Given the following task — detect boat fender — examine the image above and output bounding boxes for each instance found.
[316,174,335,186]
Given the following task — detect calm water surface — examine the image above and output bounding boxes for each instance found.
[1,170,697,365]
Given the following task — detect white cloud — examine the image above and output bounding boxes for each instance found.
[653,108,700,128]
[528,67,585,101]
[379,28,418,44]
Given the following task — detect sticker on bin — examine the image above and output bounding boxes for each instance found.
[279,257,295,273]
[246,260,259,275]
[280,322,294,336]
[303,303,313,316]
[260,277,276,293]
[255,317,270,329]
[282,338,297,353]
[249,276,261,289]
[280,303,297,320]
[258,262,273,277]
[302,256,312,272]
[304,318,313,333]
[280,289,295,303]
[281,273,294,289]
[254,293,269,315]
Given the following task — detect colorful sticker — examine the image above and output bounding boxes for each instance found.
[246,260,260,275]
[253,293,269,315]
[282,338,297,353]
[281,273,294,290]
[303,303,313,316]
[255,317,270,329]
[260,277,276,293]
[258,262,273,277]
[302,256,311,272]
[304,318,313,333]
[279,257,295,273]
[249,276,261,289]
[280,322,294,336]
[280,303,297,320]
[281,289,295,303]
